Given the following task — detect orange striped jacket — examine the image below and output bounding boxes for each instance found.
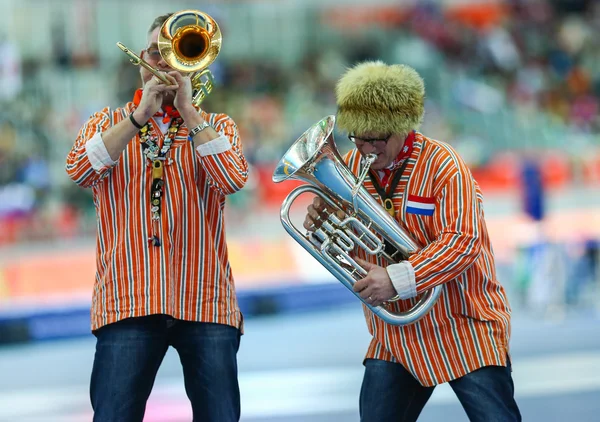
[344,132,512,386]
[66,102,248,332]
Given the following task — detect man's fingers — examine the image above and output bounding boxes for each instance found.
[307,205,322,221]
[303,217,316,231]
[167,71,189,85]
[162,73,179,85]
[314,196,331,213]
[154,83,179,92]
[359,287,373,300]
[370,298,383,307]
[353,278,369,293]
[313,196,323,209]
[305,202,326,232]
[152,73,170,83]
[354,258,374,271]
[147,72,177,88]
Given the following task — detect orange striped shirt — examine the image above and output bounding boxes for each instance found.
[344,132,511,386]
[65,102,248,332]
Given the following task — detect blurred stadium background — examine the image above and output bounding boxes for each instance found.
[1,0,599,421]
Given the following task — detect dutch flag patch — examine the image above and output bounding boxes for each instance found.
[406,194,435,216]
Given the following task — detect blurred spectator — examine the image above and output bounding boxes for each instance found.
[1,0,599,254]
[0,33,22,102]
[521,156,546,222]
[566,238,600,308]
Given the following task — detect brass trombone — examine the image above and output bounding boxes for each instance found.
[117,9,222,106]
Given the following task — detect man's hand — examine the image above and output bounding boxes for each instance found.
[352,258,397,307]
[303,196,346,232]
[169,71,194,114]
[134,73,179,123]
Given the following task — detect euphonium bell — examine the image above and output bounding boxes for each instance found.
[272,115,442,326]
[117,9,221,106]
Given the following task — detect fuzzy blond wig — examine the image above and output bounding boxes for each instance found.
[335,61,425,136]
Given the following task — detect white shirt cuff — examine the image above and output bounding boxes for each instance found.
[85,132,116,171]
[195,135,232,156]
[386,261,417,300]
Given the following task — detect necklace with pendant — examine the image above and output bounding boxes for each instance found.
[138,117,182,247]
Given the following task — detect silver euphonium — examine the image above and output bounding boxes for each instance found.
[272,115,442,326]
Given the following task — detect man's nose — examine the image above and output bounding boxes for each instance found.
[360,142,376,154]
[156,56,170,70]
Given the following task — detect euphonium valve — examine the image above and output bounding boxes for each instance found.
[272,115,442,326]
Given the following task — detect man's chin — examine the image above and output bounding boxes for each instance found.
[162,95,175,107]
[369,159,387,170]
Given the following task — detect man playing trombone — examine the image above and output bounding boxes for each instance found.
[304,61,521,422]
[66,11,247,422]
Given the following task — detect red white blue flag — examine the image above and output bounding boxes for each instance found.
[406,194,435,216]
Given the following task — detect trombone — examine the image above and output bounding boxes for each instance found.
[117,9,222,106]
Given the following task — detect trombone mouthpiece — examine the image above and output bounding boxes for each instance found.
[117,42,142,65]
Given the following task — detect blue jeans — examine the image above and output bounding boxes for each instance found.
[359,358,521,422]
[90,315,241,422]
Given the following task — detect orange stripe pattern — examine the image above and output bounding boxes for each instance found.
[65,102,248,332]
[344,132,511,386]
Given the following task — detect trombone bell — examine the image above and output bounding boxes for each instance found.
[172,26,209,62]
[158,10,222,74]
[116,9,221,106]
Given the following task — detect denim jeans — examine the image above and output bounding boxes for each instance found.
[359,358,521,422]
[90,314,241,422]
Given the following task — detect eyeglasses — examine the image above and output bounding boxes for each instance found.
[144,47,162,62]
[348,133,392,146]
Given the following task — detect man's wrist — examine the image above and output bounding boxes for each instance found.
[179,105,201,123]
[386,261,417,300]
[132,109,151,127]
[189,121,211,139]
